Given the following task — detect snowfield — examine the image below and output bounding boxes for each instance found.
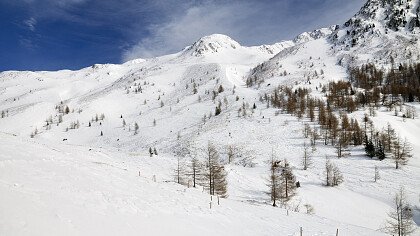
[1,1,420,235]
[0,133,385,236]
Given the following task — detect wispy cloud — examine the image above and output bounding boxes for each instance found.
[19,38,37,49]
[23,17,37,31]
[122,2,254,60]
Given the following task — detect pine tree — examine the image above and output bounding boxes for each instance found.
[376,141,386,160]
[215,106,221,116]
[365,136,375,158]
[134,122,139,135]
[218,84,224,93]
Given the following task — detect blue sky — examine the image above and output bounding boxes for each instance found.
[0,0,365,71]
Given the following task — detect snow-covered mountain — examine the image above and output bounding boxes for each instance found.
[249,0,420,86]
[1,0,419,235]
[330,0,420,65]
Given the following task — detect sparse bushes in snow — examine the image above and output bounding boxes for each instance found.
[325,158,343,187]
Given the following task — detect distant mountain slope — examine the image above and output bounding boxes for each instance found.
[249,0,420,85]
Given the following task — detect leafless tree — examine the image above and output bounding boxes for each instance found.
[385,187,415,236]
[302,142,312,170]
[188,155,202,188]
[267,152,281,207]
[392,137,413,169]
[374,166,380,182]
[279,159,296,201]
[174,155,186,185]
[325,158,343,186]
[205,143,228,197]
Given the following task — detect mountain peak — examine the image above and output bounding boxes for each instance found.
[355,0,420,31]
[183,34,241,56]
[329,0,420,47]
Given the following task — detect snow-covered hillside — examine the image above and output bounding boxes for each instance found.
[1,0,420,235]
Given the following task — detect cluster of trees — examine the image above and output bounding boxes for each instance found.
[88,113,105,127]
[149,147,158,157]
[55,102,71,115]
[349,62,420,104]
[324,158,343,186]
[267,156,297,206]
[1,109,8,118]
[246,62,270,87]
[173,143,228,198]
[267,86,364,158]
[237,101,254,118]
[66,120,80,131]
[30,127,38,138]
[326,81,358,112]
[363,117,413,169]
[266,84,414,167]
[126,80,149,94]
[31,103,75,137]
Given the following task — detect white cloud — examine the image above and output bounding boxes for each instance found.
[19,38,36,49]
[23,17,37,31]
[122,2,254,61]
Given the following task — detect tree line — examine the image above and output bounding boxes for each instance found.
[349,62,420,104]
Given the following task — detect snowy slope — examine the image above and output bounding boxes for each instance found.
[0,133,385,236]
[1,0,420,235]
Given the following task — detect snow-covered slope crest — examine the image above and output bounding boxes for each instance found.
[252,40,295,55]
[182,34,242,56]
[293,25,337,44]
[181,34,295,58]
